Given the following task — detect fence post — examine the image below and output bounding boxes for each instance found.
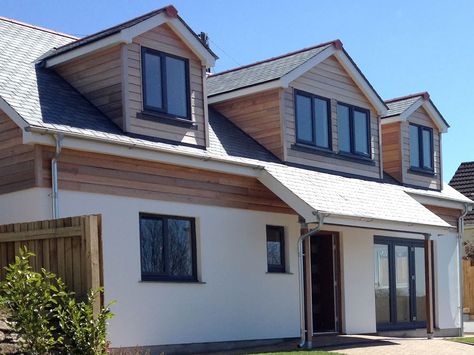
[84,215,101,315]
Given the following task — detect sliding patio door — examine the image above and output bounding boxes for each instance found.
[374,237,427,330]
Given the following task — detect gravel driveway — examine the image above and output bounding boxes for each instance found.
[326,335,473,355]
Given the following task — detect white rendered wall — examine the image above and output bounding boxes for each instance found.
[0,188,461,345]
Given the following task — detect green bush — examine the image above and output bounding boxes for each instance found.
[0,246,114,354]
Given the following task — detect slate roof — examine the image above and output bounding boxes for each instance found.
[450,162,474,224]
[0,17,470,230]
[38,6,217,62]
[207,42,334,96]
[384,94,423,117]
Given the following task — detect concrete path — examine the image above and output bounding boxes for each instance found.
[325,335,474,355]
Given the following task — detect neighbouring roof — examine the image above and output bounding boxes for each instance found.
[383,92,450,131]
[39,5,217,63]
[450,162,474,224]
[0,16,470,231]
[207,42,334,96]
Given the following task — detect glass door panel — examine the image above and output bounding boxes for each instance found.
[374,244,390,324]
[395,246,410,323]
[415,247,426,322]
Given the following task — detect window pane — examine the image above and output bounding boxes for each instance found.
[267,227,284,269]
[374,244,390,324]
[168,219,193,277]
[410,125,420,168]
[422,129,433,169]
[337,105,350,152]
[415,247,426,322]
[395,245,410,323]
[354,110,369,155]
[314,98,329,148]
[165,56,188,118]
[140,217,164,274]
[296,94,313,142]
[144,52,163,109]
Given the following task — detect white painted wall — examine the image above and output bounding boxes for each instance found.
[0,188,461,346]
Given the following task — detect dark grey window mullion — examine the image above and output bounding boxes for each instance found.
[349,106,355,154]
[311,96,316,145]
[409,246,416,321]
[388,242,397,324]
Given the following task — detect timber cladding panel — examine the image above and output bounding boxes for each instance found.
[126,23,207,146]
[381,122,403,182]
[402,106,441,190]
[55,46,123,129]
[283,56,381,179]
[211,89,284,159]
[423,204,461,227]
[37,146,294,214]
[0,215,102,310]
[0,111,36,194]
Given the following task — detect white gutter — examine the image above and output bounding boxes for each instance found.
[458,203,470,336]
[51,134,63,219]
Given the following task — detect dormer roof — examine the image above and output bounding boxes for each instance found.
[208,40,388,115]
[39,5,217,68]
[383,92,449,133]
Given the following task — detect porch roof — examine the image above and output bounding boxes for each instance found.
[260,164,457,231]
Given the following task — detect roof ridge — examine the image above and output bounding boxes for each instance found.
[385,91,429,103]
[209,39,340,78]
[0,16,79,40]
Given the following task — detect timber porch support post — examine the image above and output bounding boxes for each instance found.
[424,233,434,339]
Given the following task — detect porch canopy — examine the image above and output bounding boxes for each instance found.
[259,164,470,234]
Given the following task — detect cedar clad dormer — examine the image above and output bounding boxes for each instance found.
[42,6,217,147]
[381,92,449,190]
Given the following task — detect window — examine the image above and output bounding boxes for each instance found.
[337,103,371,157]
[266,225,285,273]
[141,48,190,119]
[295,90,331,149]
[409,124,433,171]
[139,213,197,281]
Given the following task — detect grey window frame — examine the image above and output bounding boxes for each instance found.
[139,213,197,282]
[409,123,434,172]
[141,47,191,120]
[337,102,371,158]
[294,90,332,150]
[266,225,286,273]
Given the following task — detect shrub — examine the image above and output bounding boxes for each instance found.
[0,246,114,354]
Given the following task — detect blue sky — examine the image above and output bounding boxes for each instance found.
[2,0,473,181]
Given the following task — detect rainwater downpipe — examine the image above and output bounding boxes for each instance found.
[458,203,470,336]
[51,134,64,219]
[298,211,326,349]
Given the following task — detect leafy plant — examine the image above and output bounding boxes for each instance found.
[56,289,114,355]
[0,247,65,354]
[0,246,115,354]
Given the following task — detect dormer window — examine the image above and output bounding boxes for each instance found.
[337,103,370,157]
[141,47,190,119]
[409,124,433,171]
[295,90,331,149]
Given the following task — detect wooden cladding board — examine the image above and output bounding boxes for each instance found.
[0,111,36,194]
[0,215,102,310]
[283,56,381,179]
[424,204,461,227]
[37,146,293,214]
[126,23,206,146]
[55,46,123,129]
[402,106,441,190]
[211,89,284,159]
[381,122,403,182]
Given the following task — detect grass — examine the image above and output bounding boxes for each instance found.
[448,337,474,345]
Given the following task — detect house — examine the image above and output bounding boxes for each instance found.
[0,5,472,351]
[450,163,474,245]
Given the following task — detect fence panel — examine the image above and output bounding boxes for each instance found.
[463,259,474,315]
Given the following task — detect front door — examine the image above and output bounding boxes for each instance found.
[311,233,340,333]
[374,236,427,330]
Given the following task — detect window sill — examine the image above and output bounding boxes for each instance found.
[291,144,375,166]
[408,167,435,177]
[137,111,198,130]
[139,279,206,284]
[266,271,294,275]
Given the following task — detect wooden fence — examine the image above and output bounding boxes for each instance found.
[0,215,102,312]
[464,259,474,316]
